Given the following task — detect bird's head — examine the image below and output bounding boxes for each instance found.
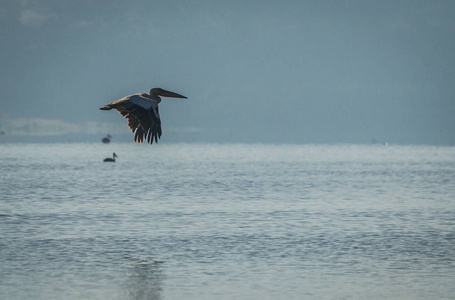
[149,88,187,99]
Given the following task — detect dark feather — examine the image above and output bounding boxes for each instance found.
[102,95,163,144]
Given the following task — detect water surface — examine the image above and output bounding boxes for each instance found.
[1,143,454,299]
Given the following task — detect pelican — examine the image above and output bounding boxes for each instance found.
[102,134,112,144]
[100,88,187,144]
[104,152,117,162]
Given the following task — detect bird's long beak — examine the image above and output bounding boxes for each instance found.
[159,89,187,99]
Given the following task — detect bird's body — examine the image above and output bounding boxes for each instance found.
[100,88,187,144]
[102,134,112,144]
[104,152,117,162]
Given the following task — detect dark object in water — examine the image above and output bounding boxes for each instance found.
[102,134,112,144]
[104,152,117,162]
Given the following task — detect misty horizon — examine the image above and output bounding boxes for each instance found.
[1,0,454,145]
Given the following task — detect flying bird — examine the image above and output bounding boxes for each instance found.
[100,88,187,144]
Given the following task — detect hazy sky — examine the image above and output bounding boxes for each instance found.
[1,0,454,144]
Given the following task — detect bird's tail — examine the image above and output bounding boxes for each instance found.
[99,105,112,110]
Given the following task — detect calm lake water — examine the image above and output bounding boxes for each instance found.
[1,143,454,299]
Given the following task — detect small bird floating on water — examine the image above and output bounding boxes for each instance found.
[104,152,117,162]
[102,134,112,144]
[100,88,187,144]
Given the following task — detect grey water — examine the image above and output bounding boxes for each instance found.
[1,143,454,300]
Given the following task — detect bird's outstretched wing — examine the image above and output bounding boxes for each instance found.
[100,94,162,144]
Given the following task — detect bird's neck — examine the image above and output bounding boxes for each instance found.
[144,93,161,103]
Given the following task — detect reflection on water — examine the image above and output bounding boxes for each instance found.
[0,143,454,299]
[123,259,164,300]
